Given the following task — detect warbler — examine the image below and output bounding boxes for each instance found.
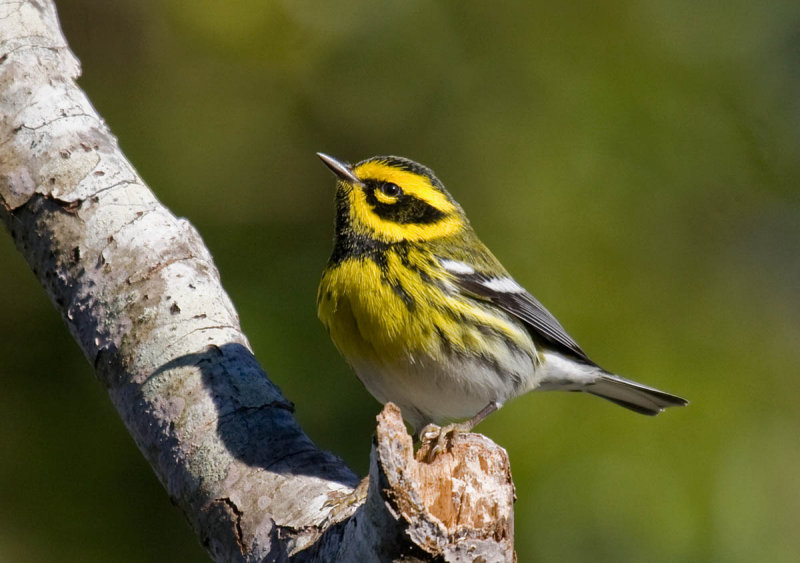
[316,153,687,441]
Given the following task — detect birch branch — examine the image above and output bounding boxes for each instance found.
[0,1,515,561]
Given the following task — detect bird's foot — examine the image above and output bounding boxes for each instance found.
[417,421,473,462]
[416,402,501,462]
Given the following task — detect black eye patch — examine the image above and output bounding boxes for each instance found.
[363,181,446,225]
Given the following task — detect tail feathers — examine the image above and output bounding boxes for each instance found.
[586,372,688,416]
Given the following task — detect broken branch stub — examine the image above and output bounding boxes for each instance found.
[340,403,516,562]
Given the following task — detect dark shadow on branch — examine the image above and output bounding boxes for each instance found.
[151,342,358,486]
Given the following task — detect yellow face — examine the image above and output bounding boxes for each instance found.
[339,156,466,243]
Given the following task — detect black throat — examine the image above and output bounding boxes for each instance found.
[328,190,392,268]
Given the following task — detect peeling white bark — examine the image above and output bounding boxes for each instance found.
[0,2,515,561]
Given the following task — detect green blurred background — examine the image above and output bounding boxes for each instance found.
[2,1,799,561]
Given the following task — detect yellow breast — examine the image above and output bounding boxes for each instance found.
[318,257,424,364]
[317,250,533,369]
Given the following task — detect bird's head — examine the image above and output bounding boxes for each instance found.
[318,153,467,244]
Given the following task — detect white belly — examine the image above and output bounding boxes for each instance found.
[350,345,538,432]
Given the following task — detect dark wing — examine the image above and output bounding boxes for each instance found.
[439,259,593,363]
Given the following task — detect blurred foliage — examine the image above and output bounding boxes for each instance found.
[1,0,799,561]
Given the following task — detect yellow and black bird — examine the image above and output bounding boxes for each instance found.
[316,153,687,442]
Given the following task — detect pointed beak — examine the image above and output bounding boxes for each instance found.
[317,153,364,187]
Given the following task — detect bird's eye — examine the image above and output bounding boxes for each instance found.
[379,183,402,197]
